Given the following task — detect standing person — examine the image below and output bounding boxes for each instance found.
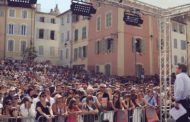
[36,92,54,122]
[174,64,190,122]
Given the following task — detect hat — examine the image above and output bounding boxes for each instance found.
[12,94,19,98]
[10,87,16,91]
[54,94,62,99]
[87,86,94,91]
[100,84,106,88]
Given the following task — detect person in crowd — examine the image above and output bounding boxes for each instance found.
[36,92,54,122]
[82,96,99,122]
[20,97,36,122]
[144,89,157,108]
[45,88,55,106]
[82,86,100,108]
[52,94,67,121]
[67,99,82,122]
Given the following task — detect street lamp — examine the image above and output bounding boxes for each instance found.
[64,42,72,68]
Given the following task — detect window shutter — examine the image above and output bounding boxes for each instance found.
[18,24,21,35]
[103,39,106,53]
[36,28,39,39]
[111,39,114,52]
[6,24,9,34]
[141,39,146,53]
[54,31,56,40]
[45,29,49,40]
[132,37,135,52]
[14,24,17,35]
[95,41,97,54]
[85,46,88,57]
[27,25,31,36]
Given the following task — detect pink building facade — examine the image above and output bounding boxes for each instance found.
[88,3,159,76]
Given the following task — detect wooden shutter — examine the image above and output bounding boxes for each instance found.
[141,39,146,53]
[132,37,135,52]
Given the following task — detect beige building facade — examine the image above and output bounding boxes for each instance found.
[35,5,60,64]
[171,20,187,73]
[0,0,35,59]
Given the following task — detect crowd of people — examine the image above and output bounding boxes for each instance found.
[0,59,172,122]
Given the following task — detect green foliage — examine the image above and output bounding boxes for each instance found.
[22,46,37,61]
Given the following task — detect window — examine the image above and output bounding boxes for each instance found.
[61,17,64,25]
[20,41,26,52]
[136,64,143,78]
[9,9,15,17]
[66,31,70,41]
[172,22,178,32]
[72,14,79,23]
[67,14,70,23]
[96,16,101,31]
[21,25,27,35]
[51,18,55,24]
[61,33,64,42]
[105,64,111,76]
[50,47,55,56]
[181,40,186,50]
[174,39,177,49]
[95,41,100,54]
[39,29,44,39]
[50,31,55,40]
[181,56,185,63]
[174,55,178,65]
[106,38,114,53]
[38,46,44,55]
[106,12,112,28]
[40,17,45,22]
[22,10,27,19]
[82,46,87,58]
[179,24,185,34]
[74,48,78,61]
[0,10,4,16]
[82,27,87,39]
[8,24,14,35]
[8,40,14,52]
[132,37,144,53]
[74,29,78,41]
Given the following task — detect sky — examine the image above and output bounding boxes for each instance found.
[37,0,190,13]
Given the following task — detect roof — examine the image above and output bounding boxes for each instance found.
[57,9,71,17]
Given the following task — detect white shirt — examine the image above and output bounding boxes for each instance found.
[174,73,190,101]
[20,103,36,122]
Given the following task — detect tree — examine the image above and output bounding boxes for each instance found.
[22,46,37,61]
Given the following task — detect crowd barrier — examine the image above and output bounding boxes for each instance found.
[0,107,159,122]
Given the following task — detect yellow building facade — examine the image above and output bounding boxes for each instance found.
[0,1,6,58]
[6,7,35,59]
[72,15,89,69]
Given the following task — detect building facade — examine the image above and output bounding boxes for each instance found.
[58,10,72,66]
[87,3,159,76]
[0,0,35,59]
[35,5,60,64]
[71,15,89,70]
[171,20,187,73]
[0,0,6,58]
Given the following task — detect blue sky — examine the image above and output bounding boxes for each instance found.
[37,0,71,13]
[37,0,190,13]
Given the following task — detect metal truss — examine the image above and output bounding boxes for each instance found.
[93,0,190,121]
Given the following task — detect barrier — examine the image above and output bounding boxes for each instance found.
[0,108,159,122]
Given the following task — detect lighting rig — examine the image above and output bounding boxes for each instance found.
[71,0,96,17]
[7,0,37,8]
